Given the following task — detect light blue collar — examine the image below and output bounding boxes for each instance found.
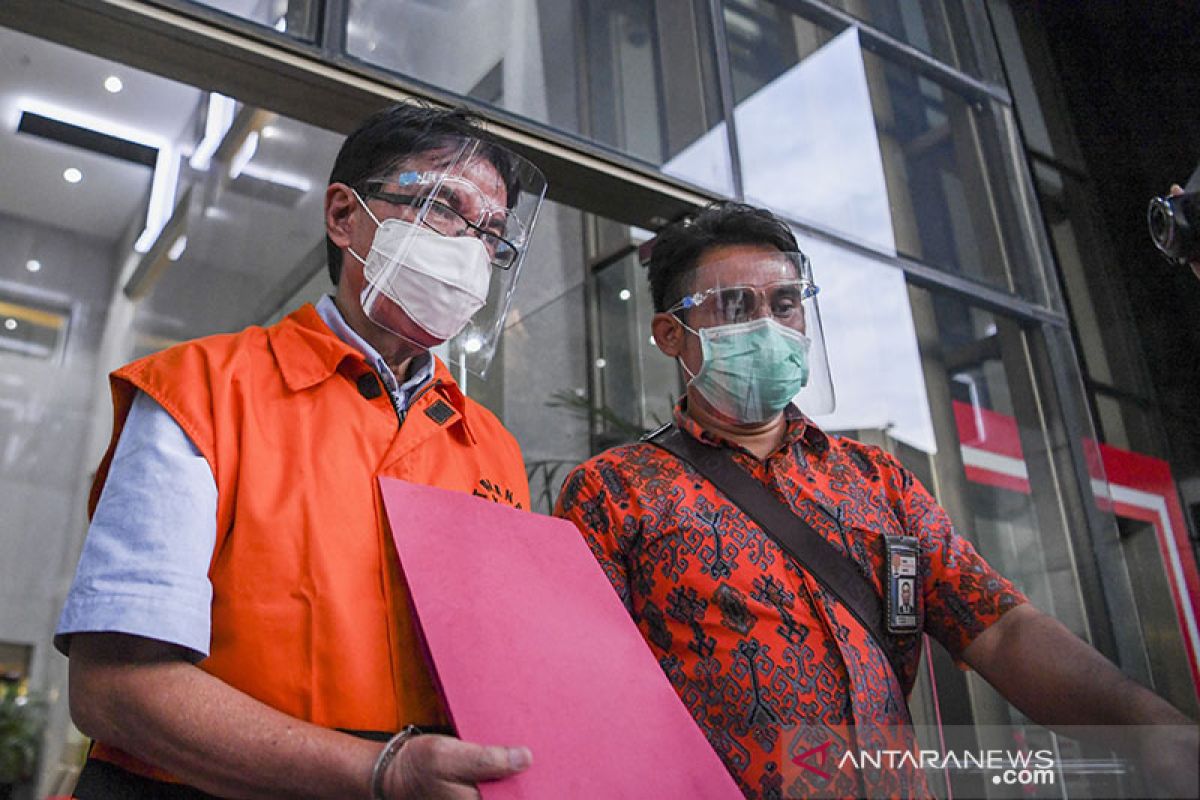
[315,295,434,416]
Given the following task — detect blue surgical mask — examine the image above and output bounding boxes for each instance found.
[680,317,811,424]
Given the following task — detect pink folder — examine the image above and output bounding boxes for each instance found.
[380,477,744,799]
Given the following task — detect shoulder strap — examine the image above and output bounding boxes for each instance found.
[645,423,909,693]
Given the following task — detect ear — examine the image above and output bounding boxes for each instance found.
[325,182,358,249]
[651,312,686,358]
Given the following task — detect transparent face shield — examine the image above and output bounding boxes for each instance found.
[356,135,547,377]
[669,250,836,417]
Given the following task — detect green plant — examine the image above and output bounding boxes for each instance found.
[544,389,671,442]
[0,683,43,786]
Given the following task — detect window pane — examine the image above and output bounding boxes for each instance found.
[344,0,734,194]
[795,232,937,454]
[182,0,320,40]
[463,200,594,514]
[724,0,1003,81]
[591,249,678,451]
[726,9,1054,305]
[908,288,1142,797]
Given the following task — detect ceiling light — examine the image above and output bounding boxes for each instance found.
[15,99,176,254]
[595,358,607,369]
[25,259,41,273]
[125,187,192,300]
[228,131,260,180]
[104,76,124,93]
[237,162,312,193]
[3,319,16,331]
[167,234,188,262]
[63,167,83,183]
[618,289,632,301]
[190,93,236,171]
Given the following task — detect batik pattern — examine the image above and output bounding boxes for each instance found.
[555,404,1027,799]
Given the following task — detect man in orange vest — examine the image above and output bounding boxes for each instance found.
[55,103,546,799]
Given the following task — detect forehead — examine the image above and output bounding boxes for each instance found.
[395,147,507,209]
[690,243,797,290]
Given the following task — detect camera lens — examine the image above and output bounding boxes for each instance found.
[1148,198,1174,247]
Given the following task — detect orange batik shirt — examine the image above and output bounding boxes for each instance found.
[556,403,1026,799]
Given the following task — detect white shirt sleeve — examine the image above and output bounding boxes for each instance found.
[55,390,218,661]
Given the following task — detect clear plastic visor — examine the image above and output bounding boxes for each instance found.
[671,250,836,415]
[357,135,547,378]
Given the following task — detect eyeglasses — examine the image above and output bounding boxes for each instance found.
[363,172,525,269]
[668,280,819,325]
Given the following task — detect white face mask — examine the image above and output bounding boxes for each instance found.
[349,212,492,342]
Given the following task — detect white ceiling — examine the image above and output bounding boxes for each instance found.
[0,26,201,242]
[0,23,344,343]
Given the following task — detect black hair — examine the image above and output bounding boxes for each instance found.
[325,101,521,283]
[647,201,800,314]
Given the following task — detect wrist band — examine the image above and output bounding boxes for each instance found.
[370,725,422,800]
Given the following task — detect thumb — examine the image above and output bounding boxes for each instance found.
[428,738,532,784]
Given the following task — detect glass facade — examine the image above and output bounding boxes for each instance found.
[185,0,321,40]
[346,0,734,195]
[0,0,1196,796]
[723,3,1053,304]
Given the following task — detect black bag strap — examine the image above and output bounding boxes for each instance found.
[645,423,910,695]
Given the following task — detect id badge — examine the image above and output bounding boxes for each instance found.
[885,535,920,634]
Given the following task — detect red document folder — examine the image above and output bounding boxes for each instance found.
[380,477,744,799]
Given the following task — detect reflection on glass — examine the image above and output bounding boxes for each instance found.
[345,0,733,194]
[795,233,935,453]
[0,294,68,362]
[467,200,593,513]
[922,294,1062,614]
[590,250,677,452]
[135,104,341,354]
[909,288,1140,797]
[184,0,320,40]
[820,0,1001,81]
[734,27,898,254]
[725,6,1049,301]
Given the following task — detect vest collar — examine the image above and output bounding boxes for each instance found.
[268,304,363,392]
[267,304,477,443]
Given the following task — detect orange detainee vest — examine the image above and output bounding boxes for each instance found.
[85,304,530,782]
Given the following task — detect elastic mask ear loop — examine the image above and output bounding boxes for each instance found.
[345,188,382,266]
[674,315,703,386]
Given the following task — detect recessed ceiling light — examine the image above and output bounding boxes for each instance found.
[618,289,632,301]
[3,319,16,331]
[18,99,176,254]
[25,259,41,273]
[63,167,83,184]
[104,75,124,93]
